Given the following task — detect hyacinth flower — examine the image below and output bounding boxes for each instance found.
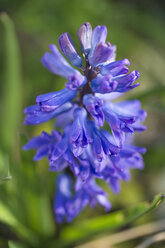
[24,22,147,222]
[54,174,111,223]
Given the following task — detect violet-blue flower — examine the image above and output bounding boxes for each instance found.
[54,174,73,223]
[83,94,104,126]
[54,174,111,222]
[102,100,146,147]
[77,22,92,55]
[70,107,93,156]
[24,102,72,125]
[23,131,61,161]
[36,88,77,111]
[24,22,147,223]
[59,33,82,67]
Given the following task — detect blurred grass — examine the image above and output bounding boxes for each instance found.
[0,150,11,184]
[8,240,27,248]
[0,13,22,152]
[0,0,165,247]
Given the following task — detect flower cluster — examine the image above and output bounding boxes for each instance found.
[23,23,147,222]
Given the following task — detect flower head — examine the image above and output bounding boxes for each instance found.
[24,22,146,222]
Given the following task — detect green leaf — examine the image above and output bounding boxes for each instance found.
[8,241,28,248]
[0,150,11,184]
[59,193,165,246]
[0,13,22,151]
[0,201,39,246]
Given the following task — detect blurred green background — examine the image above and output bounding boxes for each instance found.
[0,0,165,247]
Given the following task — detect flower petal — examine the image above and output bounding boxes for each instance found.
[59,33,82,67]
[77,22,92,55]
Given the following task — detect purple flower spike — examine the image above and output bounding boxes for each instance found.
[24,22,147,223]
[70,107,93,156]
[77,22,92,55]
[59,33,82,67]
[83,94,104,126]
[91,74,118,94]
